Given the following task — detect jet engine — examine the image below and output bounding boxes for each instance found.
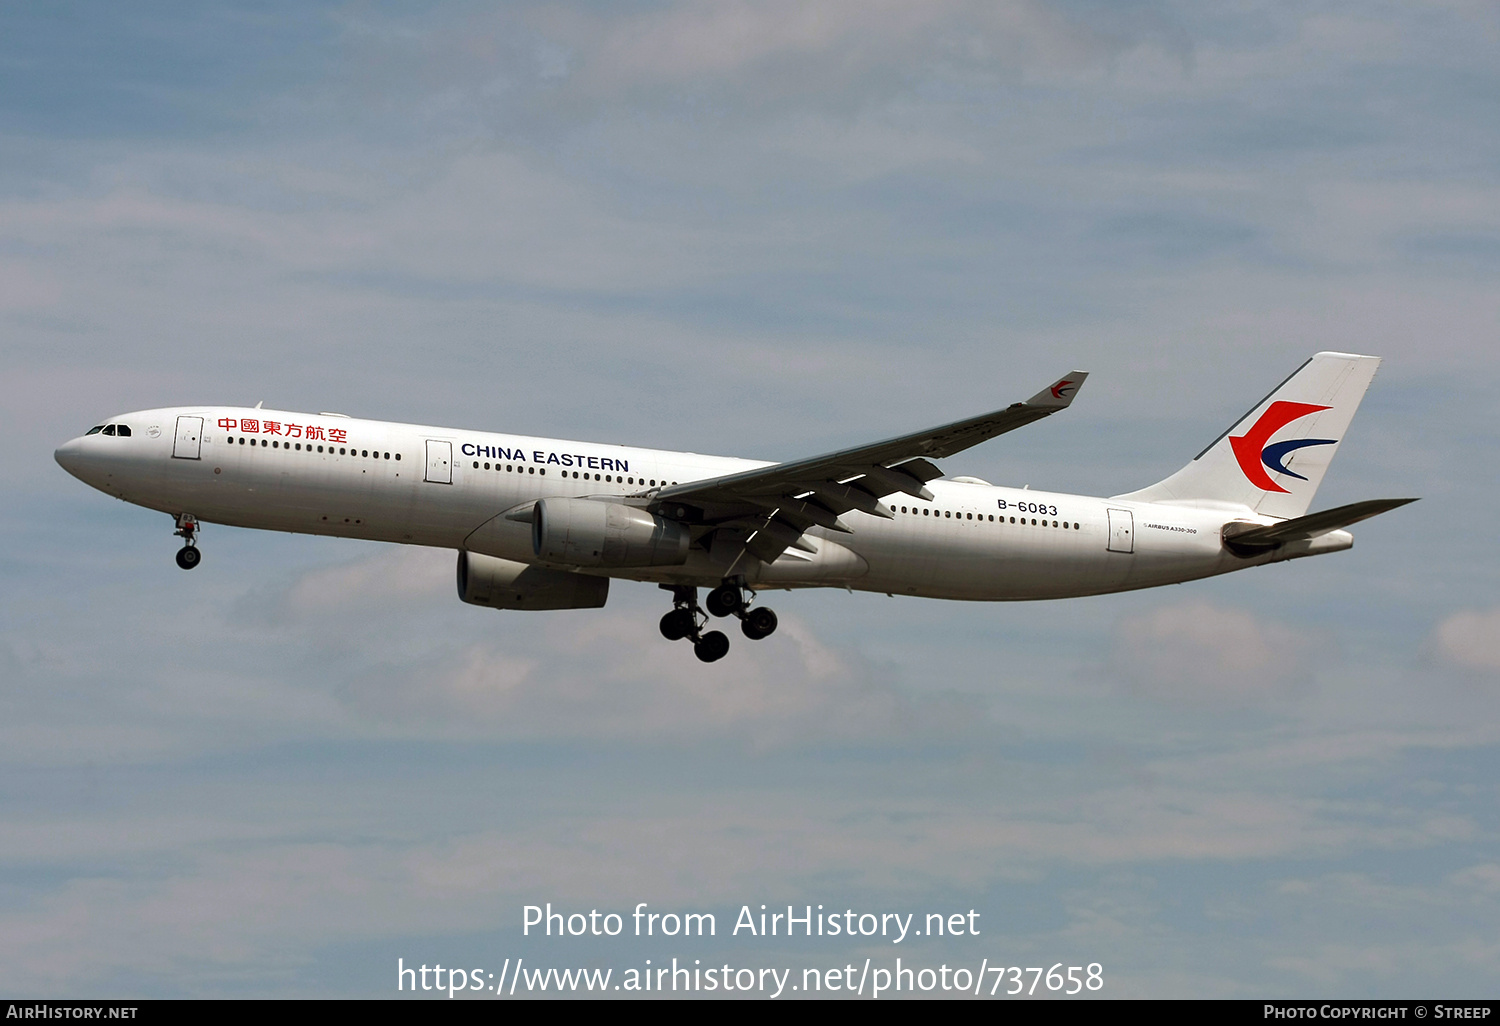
[456,550,609,610]
[532,497,690,567]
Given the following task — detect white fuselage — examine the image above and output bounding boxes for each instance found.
[54,406,1349,601]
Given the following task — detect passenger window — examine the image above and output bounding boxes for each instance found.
[102,425,116,436]
[86,425,104,435]
[117,425,132,437]
[395,453,401,460]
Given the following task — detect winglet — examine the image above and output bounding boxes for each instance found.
[1027,372,1088,409]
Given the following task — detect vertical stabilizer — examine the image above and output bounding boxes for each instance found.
[1114,352,1380,519]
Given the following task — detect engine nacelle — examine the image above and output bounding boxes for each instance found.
[532,497,691,567]
[456,550,608,610]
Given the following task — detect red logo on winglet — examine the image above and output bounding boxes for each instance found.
[1050,380,1075,399]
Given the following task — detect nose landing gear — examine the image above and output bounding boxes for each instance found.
[658,585,730,663]
[173,513,202,570]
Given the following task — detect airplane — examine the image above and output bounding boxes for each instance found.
[54,351,1414,663]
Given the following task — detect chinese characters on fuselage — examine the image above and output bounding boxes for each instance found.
[219,418,347,444]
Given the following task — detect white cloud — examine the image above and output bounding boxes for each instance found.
[1432,607,1500,673]
[282,545,453,615]
[1449,863,1500,893]
[337,604,976,749]
[1110,601,1325,704]
[534,0,1122,98]
[0,766,1481,994]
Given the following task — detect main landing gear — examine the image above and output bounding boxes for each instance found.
[659,586,728,662]
[173,513,202,570]
[707,579,779,641]
[660,578,779,662]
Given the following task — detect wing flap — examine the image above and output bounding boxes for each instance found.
[809,481,894,519]
[652,370,1087,565]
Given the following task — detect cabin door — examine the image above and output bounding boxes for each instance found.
[424,440,453,484]
[172,416,203,459]
[1107,508,1134,553]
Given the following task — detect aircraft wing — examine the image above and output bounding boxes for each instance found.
[649,371,1087,564]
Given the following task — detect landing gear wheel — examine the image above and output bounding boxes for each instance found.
[659,608,695,641]
[693,630,730,663]
[706,583,744,618]
[172,513,201,570]
[741,606,777,640]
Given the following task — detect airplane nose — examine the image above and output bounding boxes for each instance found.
[54,438,86,478]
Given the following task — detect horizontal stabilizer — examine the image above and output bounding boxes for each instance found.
[1222,497,1417,555]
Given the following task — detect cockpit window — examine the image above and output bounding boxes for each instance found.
[115,425,132,437]
[85,425,104,435]
[102,425,116,436]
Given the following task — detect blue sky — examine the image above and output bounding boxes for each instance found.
[2,0,1498,997]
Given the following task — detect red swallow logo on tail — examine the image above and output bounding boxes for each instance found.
[1230,401,1337,492]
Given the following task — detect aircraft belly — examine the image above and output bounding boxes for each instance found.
[847,516,1115,600]
[841,498,1243,601]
